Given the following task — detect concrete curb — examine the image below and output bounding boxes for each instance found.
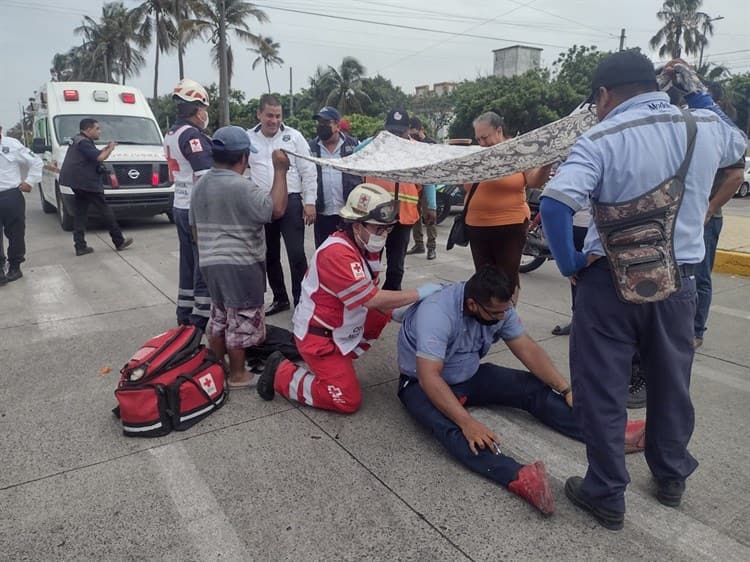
[714,250,750,277]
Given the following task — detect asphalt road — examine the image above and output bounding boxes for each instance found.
[1,200,749,561]
[724,195,750,217]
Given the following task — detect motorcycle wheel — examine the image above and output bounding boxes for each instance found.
[519,255,547,273]
[435,192,452,224]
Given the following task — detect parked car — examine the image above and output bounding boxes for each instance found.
[737,157,749,198]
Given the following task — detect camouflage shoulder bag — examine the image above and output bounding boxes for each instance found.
[592,110,697,304]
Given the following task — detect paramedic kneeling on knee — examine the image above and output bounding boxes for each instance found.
[257,183,442,413]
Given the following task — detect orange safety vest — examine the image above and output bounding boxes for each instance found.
[364,177,421,225]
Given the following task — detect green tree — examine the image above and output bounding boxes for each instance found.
[725,72,750,134]
[323,57,371,114]
[449,70,560,139]
[359,75,408,117]
[649,0,712,58]
[190,0,268,88]
[75,2,150,84]
[249,36,283,94]
[135,0,178,99]
[343,113,383,140]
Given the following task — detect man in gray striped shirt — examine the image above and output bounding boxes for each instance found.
[190,126,290,388]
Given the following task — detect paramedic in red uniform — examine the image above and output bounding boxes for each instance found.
[257,183,442,413]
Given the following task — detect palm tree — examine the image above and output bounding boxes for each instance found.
[323,57,371,114]
[135,0,178,99]
[75,2,149,84]
[172,0,205,79]
[249,36,283,93]
[190,0,268,88]
[649,0,712,59]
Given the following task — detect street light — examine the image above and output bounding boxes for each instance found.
[698,15,724,69]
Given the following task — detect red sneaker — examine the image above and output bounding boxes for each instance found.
[508,461,555,515]
[624,419,646,454]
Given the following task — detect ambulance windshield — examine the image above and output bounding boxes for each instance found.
[53,115,162,146]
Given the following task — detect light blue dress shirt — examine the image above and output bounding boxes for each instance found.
[397,282,525,385]
[542,92,747,264]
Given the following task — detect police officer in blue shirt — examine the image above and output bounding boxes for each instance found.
[396,265,646,516]
[540,51,747,530]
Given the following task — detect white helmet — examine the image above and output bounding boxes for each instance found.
[339,183,398,225]
[172,78,209,106]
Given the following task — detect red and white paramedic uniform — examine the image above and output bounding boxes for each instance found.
[273,232,391,413]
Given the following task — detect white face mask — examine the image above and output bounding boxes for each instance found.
[200,110,209,130]
[356,226,387,253]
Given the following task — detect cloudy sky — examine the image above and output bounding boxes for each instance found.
[1,0,748,130]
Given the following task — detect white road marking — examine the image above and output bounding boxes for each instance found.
[691,363,749,394]
[150,443,246,561]
[473,410,750,562]
[711,305,750,321]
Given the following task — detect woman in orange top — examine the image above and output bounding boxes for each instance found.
[466,112,550,290]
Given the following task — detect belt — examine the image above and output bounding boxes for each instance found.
[307,325,332,338]
[592,257,695,277]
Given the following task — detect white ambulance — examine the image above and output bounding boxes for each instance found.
[31,81,173,230]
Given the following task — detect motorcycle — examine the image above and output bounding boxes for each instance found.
[520,188,552,273]
[435,183,466,224]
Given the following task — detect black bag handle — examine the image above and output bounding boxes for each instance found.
[675,109,698,184]
[463,182,481,216]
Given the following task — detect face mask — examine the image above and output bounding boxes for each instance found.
[317,124,334,141]
[200,111,210,130]
[356,227,387,253]
[474,314,500,326]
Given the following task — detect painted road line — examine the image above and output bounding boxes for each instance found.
[473,410,749,562]
[150,443,246,561]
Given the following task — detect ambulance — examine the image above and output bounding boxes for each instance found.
[31,81,173,230]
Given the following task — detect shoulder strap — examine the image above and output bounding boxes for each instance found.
[463,183,481,214]
[675,109,698,183]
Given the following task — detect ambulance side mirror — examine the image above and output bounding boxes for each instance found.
[32,138,51,153]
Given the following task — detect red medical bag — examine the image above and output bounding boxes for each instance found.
[113,325,227,437]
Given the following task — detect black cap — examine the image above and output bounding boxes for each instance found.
[591,50,657,92]
[384,108,410,134]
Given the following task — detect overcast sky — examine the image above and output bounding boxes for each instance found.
[1,0,748,130]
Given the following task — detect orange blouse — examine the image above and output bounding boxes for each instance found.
[464,172,530,227]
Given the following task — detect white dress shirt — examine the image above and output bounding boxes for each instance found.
[246,124,317,205]
[0,135,43,192]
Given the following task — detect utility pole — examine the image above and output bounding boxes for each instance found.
[618,29,626,51]
[218,0,230,126]
[289,67,294,118]
[699,15,724,69]
[19,103,26,146]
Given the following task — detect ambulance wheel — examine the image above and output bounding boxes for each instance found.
[40,184,56,213]
[56,188,74,231]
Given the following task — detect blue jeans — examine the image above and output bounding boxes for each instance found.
[694,216,723,338]
[398,363,582,487]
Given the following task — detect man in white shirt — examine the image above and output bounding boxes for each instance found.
[247,95,317,315]
[0,126,43,284]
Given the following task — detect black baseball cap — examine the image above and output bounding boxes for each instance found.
[590,50,657,94]
[384,108,410,134]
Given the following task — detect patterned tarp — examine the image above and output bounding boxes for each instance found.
[286,109,599,184]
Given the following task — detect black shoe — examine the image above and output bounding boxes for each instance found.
[265,300,290,316]
[5,265,22,282]
[656,479,685,508]
[115,237,133,251]
[426,248,436,260]
[76,246,95,257]
[627,366,647,409]
[406,244,425,255]
[551,323,571,336]
[257,351,285,401]
[565,477,624,531]
[0,270,7,285]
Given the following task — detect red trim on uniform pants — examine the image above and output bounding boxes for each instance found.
[274,309,391,414]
